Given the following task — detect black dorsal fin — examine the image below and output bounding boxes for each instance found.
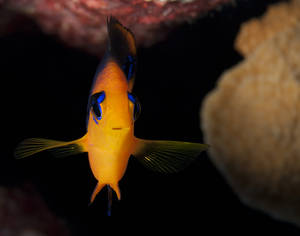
[107,16,137,87]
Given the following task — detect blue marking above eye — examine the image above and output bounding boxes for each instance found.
[90,91,106,124]
[128,92,141,121]
[97,92,106,104]
[128,92,136,103]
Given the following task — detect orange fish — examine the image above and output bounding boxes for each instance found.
[15,17,208,215]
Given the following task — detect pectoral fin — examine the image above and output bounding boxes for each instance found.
[14,134,88,159]
[132,138,209,173]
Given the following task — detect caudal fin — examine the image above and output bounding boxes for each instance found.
[132,138,209,173]
[89,182,120,216]
[14,134,88,159]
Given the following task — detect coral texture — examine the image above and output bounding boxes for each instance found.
[235,0,300,56]
[2,0,229,54]
[201,2,300,226]
[0,184,70,235]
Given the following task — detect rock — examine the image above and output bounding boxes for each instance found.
[0,184,70,236]
[235,0,300,57]
[201,12,300,225]
[1,0,230,55]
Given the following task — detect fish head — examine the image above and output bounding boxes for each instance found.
[88,89,140,135]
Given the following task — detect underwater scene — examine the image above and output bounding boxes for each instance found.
[2,0,300,234]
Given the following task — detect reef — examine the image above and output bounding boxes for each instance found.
[201,0,300,226]
[0,184,70,236]
[1,0,230,54]
[235,0,300,56]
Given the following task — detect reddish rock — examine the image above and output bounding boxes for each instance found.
[0,184,70,236]
[2,0,230,54]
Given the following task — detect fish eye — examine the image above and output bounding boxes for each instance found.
[90,91,106,122]
[128,92,141,121]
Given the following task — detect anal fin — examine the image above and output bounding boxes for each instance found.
[90,182,106,205]
[90,183,120,216]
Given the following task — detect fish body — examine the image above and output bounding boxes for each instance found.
[15,17,208,213]
[85,18,139,198]
[87,60,134,193]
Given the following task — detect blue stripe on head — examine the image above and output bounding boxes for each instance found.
[128,64,133,80]
[122,55,136,81]
[128,55,133,62]
[128,92,136,103]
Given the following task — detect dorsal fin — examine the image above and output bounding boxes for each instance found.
[107,16,137,90]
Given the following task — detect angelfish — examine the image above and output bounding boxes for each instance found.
[15,17,208,215]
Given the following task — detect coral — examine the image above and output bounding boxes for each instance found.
[200,11,300,226]
[1,0,229,54]
[235,0,300,57]
[0,184,70,235]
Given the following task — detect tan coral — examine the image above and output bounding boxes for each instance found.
[201,25,300,225]
[235,0,300,56]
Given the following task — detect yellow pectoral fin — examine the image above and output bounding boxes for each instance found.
[14,134,88,159]
[132,138,209,173]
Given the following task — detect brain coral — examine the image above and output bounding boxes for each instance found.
[201,23,300,225]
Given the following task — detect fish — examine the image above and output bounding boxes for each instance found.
[15,16,208,215]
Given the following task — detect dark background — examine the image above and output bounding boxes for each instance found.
[2,0,300,234]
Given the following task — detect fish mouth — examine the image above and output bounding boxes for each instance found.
[112,127,123,130]
[111,127,131,131]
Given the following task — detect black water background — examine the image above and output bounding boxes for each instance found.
[2,0,300,234]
